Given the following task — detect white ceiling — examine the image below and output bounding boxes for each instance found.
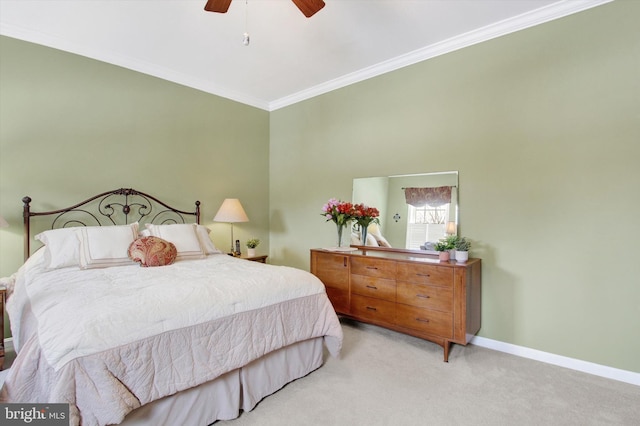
[0,0,610,111]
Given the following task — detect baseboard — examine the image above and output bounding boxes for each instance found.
[4,336,639,386]
[470,335,640,386]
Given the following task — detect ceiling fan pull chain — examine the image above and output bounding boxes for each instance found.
[242,0,250,46]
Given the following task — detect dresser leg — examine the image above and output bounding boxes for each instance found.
[443,341,451,362]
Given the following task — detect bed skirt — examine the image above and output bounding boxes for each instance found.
[119,337,324,425]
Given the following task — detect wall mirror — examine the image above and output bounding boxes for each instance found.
[352,171,458,251]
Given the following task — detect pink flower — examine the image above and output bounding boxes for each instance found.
[321,199,356,226]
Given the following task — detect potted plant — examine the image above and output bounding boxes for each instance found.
[444,234,460,260]
[454,237,471,263]
[434,241,450,262]
[246,238,260,257]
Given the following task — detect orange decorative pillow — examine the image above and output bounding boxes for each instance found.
[128,236,177,267]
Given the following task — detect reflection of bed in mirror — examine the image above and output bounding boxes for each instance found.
[352,172,458,251]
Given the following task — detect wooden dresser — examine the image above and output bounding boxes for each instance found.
[310,247,481,361]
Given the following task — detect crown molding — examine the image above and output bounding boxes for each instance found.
[268,0,613,111]
[1,0,613,112]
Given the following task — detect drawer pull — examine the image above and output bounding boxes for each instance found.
[416,273,430,277]
[366,266,379,270]
[366,285,378,290]
[416,318,430,323]
[416,294,430,299]
[366,306,377,311]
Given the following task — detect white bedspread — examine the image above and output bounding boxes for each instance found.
[2,252,343,426]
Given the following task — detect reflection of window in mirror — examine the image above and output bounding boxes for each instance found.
[353,171,458,250]
[406,203,450,250]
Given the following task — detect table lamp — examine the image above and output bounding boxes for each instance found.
[213,199,249,255]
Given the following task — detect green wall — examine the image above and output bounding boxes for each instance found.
[0,37,270,336]
[269,1,640,372]
[1,1,638,374]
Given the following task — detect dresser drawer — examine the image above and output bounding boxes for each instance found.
[351,274,396,301]
[351,256,396,279]
[315,269,349,291]
[315,252,349,271]
[351,294,395,324]
[312,252,349,291]
[397,281,452,312]
[325,287,349,314]
[396,263,453,287]
[396,304,453,338]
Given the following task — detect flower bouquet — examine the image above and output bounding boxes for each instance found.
[321,198,355,249]
[352,204,380,245]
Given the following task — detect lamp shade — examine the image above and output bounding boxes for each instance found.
[445,221,456,235]
[0,215,8,228]
[213,199,249,223]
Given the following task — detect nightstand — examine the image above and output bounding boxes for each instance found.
[1,285,5,371]
[242,255,268,263]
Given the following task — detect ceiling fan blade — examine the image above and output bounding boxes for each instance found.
[291,0,325,18]
[204,0,232,13]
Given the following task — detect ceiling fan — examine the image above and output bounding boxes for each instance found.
[204,0,325,18]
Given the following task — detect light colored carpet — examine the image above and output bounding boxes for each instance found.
[219,319,639,426]
[2,319,638,425]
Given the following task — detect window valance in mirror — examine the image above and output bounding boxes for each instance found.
[404,186,453,207]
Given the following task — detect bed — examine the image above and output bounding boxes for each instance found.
[0,188,343,426]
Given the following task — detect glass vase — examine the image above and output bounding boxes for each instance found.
[360,225,368,246]
[336,222,346,248]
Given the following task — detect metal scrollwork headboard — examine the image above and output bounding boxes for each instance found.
[23,188,201,261]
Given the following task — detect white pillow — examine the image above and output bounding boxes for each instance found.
[145,223,206,259]
[373,234,392,248]
[368,223,392,248]
[365,233,379,247]
[35,227,82,269]
[141,224,218,254]
[77,223,139,269]
[349,231,379,247]
[195,225,222,255]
